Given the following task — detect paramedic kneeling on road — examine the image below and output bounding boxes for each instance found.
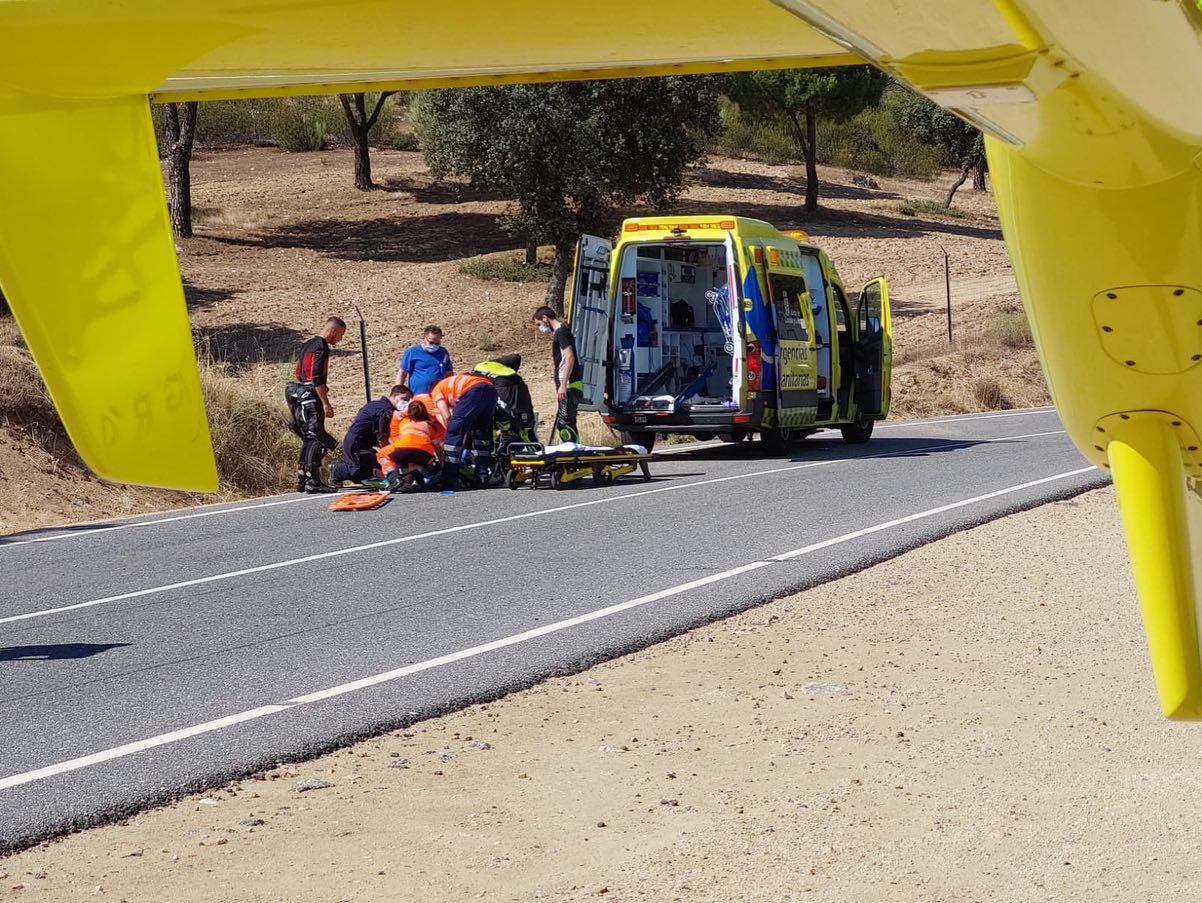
[286,316,346,493]
[330,385,412,486]
[431,372,497,491]
[377,398,445,492]
[532,306,583,443]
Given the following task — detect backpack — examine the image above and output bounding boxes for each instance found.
[474,355,536,434]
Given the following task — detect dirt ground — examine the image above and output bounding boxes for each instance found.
[8,488,1195,902]
[0,147,1043,535]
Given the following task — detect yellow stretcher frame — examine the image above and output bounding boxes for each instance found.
[1,0,1201,716]
[507,446,653,490]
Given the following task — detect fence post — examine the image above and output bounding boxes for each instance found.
[355,305,371,403]
[941,246,953,344]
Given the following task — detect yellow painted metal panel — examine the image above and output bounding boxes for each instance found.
[0,0,849,101]
[0,95,217,491]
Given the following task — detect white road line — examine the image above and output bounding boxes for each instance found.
[652,407,1059,456]
[873,407,1057,430]
[0,407,1060,546]
[0,464,1096,793]
[0,429,1068,627]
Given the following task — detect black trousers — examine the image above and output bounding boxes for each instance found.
[330,448,377,485]
[551,387,583,443]
[285,382,339,483]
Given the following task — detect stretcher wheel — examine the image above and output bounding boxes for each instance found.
[551,468,565,490]
[640,461,651,482]
[505,469,519,490]
[594,468,614,485]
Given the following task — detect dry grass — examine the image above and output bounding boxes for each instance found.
[984,310,1034,348]
[198,359,299,494]
[0,317,297,497]
[971,376,1009,410]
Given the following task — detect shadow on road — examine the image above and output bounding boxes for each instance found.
[0,643,131,662]
[663,435,995,464]
[0,523,126,547]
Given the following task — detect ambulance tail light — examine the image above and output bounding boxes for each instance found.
[747,341,762,392]
[601,414,615,424]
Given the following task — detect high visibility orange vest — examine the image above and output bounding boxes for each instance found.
[431,374,490,410]
[376,418,445,468]
[389,393,435,442]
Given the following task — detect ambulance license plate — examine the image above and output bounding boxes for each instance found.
[633,415,647,424]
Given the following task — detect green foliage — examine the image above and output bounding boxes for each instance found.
[724,67,887,208]
[716,97,797,163]
[886,86,983,169]
[896,198,966,218]
[413,77,721,246]
[192,101,267,145]
[270,98,337,151]
[150,95,413,151]
[724,67,888,136]
[817,106,942,178]
[460,257,554,282]
[328,93,410,146]
[390,130,420,151]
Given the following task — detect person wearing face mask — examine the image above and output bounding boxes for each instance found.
[394,324,453,396]
[532,306,583,444]
[329,385,413,487]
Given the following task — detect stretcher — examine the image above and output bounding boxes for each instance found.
[328,490,391,512]
[506,442,652,490]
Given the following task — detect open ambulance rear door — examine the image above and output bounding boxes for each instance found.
[854,277,892,418]
[566,234,613,411]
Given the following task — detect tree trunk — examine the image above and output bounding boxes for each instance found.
[944,160,974,208]
[803,110,819,212]
[973,156,987,191]
[525,241,538,266]
[164,102,198,239]
[339,92,394,192]
[546,241,573,314]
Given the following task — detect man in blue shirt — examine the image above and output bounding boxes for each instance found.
[394,324,453,395]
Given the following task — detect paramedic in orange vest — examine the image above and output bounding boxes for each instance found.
[431,372,498,491]
[388,392,435,443]
[377,399,445,492]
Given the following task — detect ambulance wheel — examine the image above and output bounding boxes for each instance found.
[619,430,657,453]
[718,430,748,444]
[840,416,875,444]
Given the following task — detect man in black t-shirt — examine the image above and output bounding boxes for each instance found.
[532,306,583,444]
[286,316,346,492]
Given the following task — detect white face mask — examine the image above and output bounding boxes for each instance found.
[394,397,412,410]
[537,322,553,335]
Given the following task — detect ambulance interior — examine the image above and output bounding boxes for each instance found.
[611,243,739,409]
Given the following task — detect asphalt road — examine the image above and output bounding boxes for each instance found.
[0,407,1106,852]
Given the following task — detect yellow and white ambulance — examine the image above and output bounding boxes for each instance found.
[567,215,892,452]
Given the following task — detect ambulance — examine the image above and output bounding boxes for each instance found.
[567,215,892,452]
